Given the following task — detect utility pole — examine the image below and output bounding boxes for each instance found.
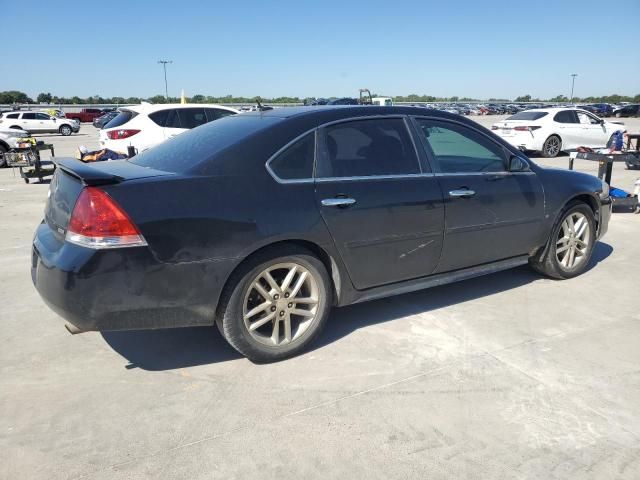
[158,60,173,100]
[570,73,578,103]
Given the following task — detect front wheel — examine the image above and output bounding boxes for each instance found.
[0,144,7,167]
[216,246,332,362]
[59,125,72,136]
[530,202,596,279]
[541,135,562,158]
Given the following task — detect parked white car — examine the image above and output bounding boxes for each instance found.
[0,111,80,136]
[492,108,625,157]
[0,127,31,167]
[100,103,239,153]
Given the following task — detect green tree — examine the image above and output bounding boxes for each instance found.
[37,92,53,103]
[514,95,532,102]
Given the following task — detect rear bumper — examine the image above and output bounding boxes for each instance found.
[31,222,236,332]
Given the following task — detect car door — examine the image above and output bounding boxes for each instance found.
[314,117,445,290]
[552,110,582,149]
[35,112,57,133]
[19,112,39,132]
[576,111,608,147]
[412,117,545,273]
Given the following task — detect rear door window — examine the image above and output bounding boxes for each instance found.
[22,113,36,120]
[178,108,207,129]
[205,108,235,122]
[316,118,420,178]
[164,109,182,129]
[554,110,578,123]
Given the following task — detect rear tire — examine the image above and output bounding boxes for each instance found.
[216,245,332,363]
[59,125,72,136]
[530,201,596,279]
[541,135,562,158]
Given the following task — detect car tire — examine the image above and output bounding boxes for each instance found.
[615,112,621,118]
[541,135,562,158]
[59,125,72,136]
[216,245,332,363]
[0,144,7,168]
[530,201,596,280]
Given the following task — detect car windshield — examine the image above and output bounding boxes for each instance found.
[506,111,548,121]
[129,114,281,173]
[104,110,138,129]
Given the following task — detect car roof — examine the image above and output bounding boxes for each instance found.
[122,103,238,113]
[238,105,464,121]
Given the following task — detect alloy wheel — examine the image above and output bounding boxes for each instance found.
[545,137,560,157]
[243,262,320,347]
[556,212,590,269]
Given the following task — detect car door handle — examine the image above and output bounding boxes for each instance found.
[321,197,356,207]
[449,189,476,198]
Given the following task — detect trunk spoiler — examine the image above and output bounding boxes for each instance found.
[56,158,124,186]
[55,158,171,186]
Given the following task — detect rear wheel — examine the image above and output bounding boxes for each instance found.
[530,202,596,279]
[541,135,562,158]
[216,246,332,362]
[59,125,72,136]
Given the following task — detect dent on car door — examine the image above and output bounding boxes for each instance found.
[412,117,545,272]
[313,117,445,289]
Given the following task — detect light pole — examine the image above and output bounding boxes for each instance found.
[158,60,173,100]
[570,73,578,103]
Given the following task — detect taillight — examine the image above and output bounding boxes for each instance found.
[66,187,147,249]
[106,129,140,140]
[514,126,541,131]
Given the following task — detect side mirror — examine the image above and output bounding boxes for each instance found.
[508,155,529,172]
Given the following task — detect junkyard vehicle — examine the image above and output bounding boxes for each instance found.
[33,106,611,362]
[0,111,80,136]
[100,103,239,153]
[0,127,31,167]
[492,108,626,157]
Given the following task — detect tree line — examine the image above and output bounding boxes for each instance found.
[1,90,639,105]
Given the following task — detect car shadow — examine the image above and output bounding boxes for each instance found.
[102,242,613,371]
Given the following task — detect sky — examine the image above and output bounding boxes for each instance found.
[1,0,639,100]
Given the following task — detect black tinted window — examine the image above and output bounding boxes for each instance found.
[178,108,207,129]
[415,119,505,173]
[149,109,170,127]
[269,132,315,180]
[129,115,281,173]
[22,113,36,120]
[6,113,19,119]
[105,110,138,129]
[35,113,50,120]
[506,111,548,121]
[317,118,419,178]
[554,110,578,123]
[165,109,181,128]
[205,108,235,122]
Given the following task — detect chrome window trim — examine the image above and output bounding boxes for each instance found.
[315,172,436,183]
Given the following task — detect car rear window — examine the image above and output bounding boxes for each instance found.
[506,112,548,121]
[105,110,138,129]
[129,114,281,173]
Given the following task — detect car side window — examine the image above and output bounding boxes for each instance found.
[554,110,578,123]
[269,132,315,180]
[6,113,19,119]
[414,119,506,173]
[316,118,419,178]
[164,109,182,129]
[35,113,50,120]
[205,108,235,122]
[178,108,207,129]
[149,109,170,127]
[22,113,36,120]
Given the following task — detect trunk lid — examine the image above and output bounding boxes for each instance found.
[45,158,171,237]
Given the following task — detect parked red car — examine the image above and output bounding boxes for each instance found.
[65,108,112,123]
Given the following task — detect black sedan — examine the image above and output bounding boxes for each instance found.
[32,106,611,362]
[613,104,640,118]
